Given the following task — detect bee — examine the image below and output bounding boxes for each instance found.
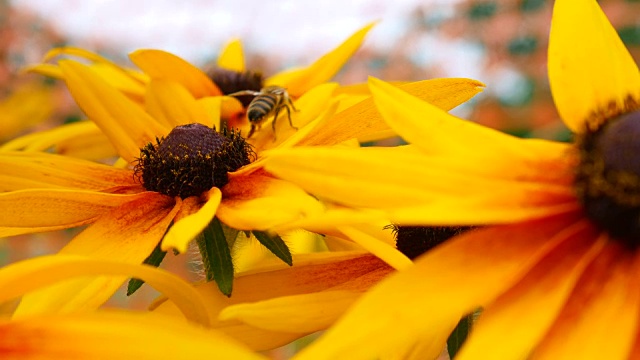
[229,86,298,138]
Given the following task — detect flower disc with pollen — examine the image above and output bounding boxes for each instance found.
[575,103,640,245]
[135,123,254,199]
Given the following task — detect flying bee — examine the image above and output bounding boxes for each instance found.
[228,86,298,138]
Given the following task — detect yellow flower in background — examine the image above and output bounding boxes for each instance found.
[0,21,484,319]
[264,0,640,359]
[5,23,375,158]
[0,81,57,141]
[0,255,264,359]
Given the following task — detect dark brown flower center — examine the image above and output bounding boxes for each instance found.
[135,123,254,198]
[576,99,640,246]
[207,67,264,108]
[390,225,474,259]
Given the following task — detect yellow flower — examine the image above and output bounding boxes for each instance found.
[264,1,640,358]
[0,24,483,318]
[7,24,376,157]
[0,81,57,141]
[0,255,265,359]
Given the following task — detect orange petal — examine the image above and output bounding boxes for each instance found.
[152,252,387,350]
[0,190,149,237]
[217,38,245,72]
[129,49,222,98]
[59,60,169,162]
[162,188,222,253]
[0,311,265,359]
[217,174,323,230]
[267,23,375,97]
[548,0,640,132]
[219,290,361,333]
[532,241,640,359]
[457,220,603,359]
[295,213,583,360]
[0,255,208,325]
[298,78,485,146]
[220,265,392,334]
[0,151,134,191]
[14,192,179,316]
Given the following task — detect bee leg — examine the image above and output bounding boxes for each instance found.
[287,96,299,113]
[271,106,282,141]
[285,104,298,130]
[247,124,257,138]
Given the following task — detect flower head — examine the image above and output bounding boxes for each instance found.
[264,0,640,358]
[1,23,484,317]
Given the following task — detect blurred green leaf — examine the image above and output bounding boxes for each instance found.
[468,2,498,20]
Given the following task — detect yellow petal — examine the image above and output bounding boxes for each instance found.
[40,47,148,101]
[220,263,392,334]
[336,226,412,271]
[217,174,324,230]
[162,188,222,253]
[457,221,603,360]
[199,96,223,130]
[0,256,208,325]
[532,242,640,359]
[0,151,134,191]
[217,38,245,72]
[60,60,169,162]
[368,77,525,158]
[14,192,179,316]
[130,49,222,98]
[43,46,148,83]
[153,252,386,350]
[264,145,577,225]
[249,82,339,150]
[548,0,640,132]
[220,290,361,333]
[0,190,149,237]
[234,97,339,177]
[0,311,265,359]
[266,23,375,97]
[23,63,63,79]
[145,79,213,127]
[26,62,147,103]
[295,214,583,360]
[298,78,485,146]
[1,121,117,161]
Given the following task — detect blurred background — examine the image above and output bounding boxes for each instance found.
[3,0,640,354]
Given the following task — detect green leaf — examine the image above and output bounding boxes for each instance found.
[447,313,474,358]
[196,217,234,297]
[220,221,240,249]
[126,242,167,296]
[252,231,293,266]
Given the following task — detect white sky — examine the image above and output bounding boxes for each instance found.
[12,0,462,63]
